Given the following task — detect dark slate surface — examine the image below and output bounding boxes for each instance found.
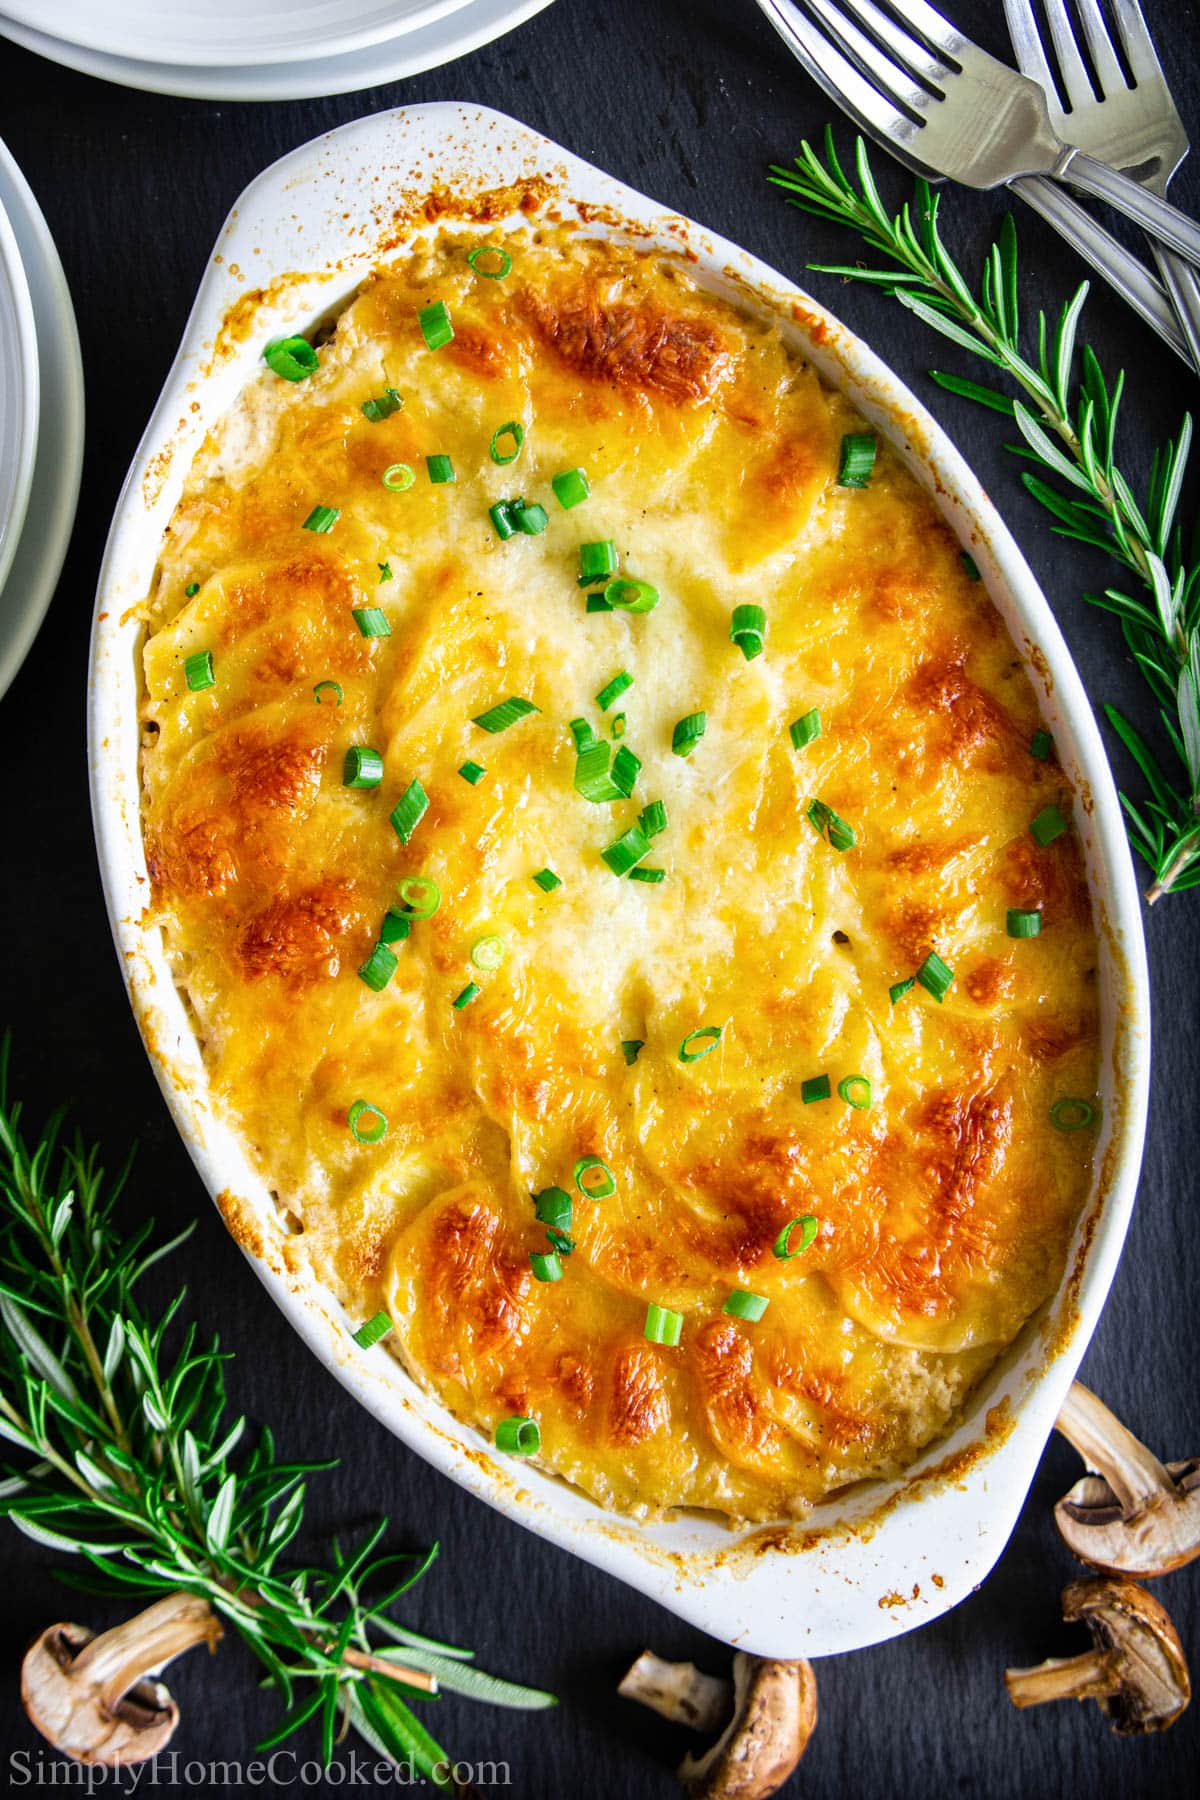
[1,1,1198,1794]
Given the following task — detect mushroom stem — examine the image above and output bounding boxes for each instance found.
[65,1593,221,1713]
[1056,1383,1173,1516]
[1005,1649,1122,1709]
[618,1651,732,1733]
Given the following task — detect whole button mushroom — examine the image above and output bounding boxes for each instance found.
[619,1648,818,1798]
[1005,1576,1191,1735]
[1053,1382,1200,1576]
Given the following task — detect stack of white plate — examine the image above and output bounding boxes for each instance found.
[0,0,556,100]
[0,139,83,704]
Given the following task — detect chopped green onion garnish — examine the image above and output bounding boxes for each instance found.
[352,1310,393,1349]
[723,1289,769,1322]
[774,1216,818,1259]
[358,942,398,992]
[426,454,455,485]
[545,1227,575,1255]
[611,745,641,798]
[640,800,667,839]
[1030,804,1069,846]
[513,499,549,536]
[458,760,486,785]
[570,717,596,751]
[352,606,392,639]
[347,1099,387,1143]
[915,951,955,1003]
[379,909,411,946]
[471,934,505,972]
[378,562,393,582]
[837,1075,872,1110]
[579,540,618,585]
[807,799,856,851]
[532,867,562,892]
[1050,1097,1097,1132]
[586,593,613,613]
[184,651,215,692]
[418,300,453,349]
[621,1039,645,1065]
[961,550,981,581]
[611,713,627,739]
[489,420,524,465]
[389,780,429,844]
[264,336,318,381]
[552,467,590,510]
[530,1252,563,1284]
[801,1074,831,1104]
[467,244,512,280]
[629,866,665,883]
[396,874,440,919]
[361,386,403,422]
[889,977,915,1005]
[313,680,343,706]
[597,670,633,711]
[789,709,821,750]
[730,603,766,661]
[644,1303,683,1347]
[302,504,339,534]
[473,695,539,733]
[672,713,706,758]
[575,740,621,802]
[453,982,481,1010]
[382,463,415,491]
[574,1156,616,1199]
[837,432,876,488]
[185,581,200,597]
[494,1415,539,1455]
[605,577,659,613]
[1007,908,1042,938]
[679,1026,722,1064]
[489,500,518,539]
[534,1187,572,1232]
[1030,729,1054,761]
[343,746,384,789]
[601,822,651,876]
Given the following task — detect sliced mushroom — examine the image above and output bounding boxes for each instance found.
[1005,1576,1190,1734]
[621,1648,817,1799]
[21,1591,222,1765]
[1054,1381,1200,1576]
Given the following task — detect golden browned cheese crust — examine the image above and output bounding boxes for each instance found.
[140,229,1100,1521]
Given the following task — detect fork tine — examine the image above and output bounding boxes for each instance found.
[1040,0,1098,111]
[834,0,954,88]
[1001,0,1060,103]
[756,0,925,153]
[1068,0,1129,94]
[874,0,964,57]
[799,0,941,117]
[1106,0,1169,86]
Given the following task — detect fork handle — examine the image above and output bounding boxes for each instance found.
[1058,151,1200,273]
[1011,176,1192,370]
[1150,244,1200,381]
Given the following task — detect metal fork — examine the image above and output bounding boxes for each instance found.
[1004,0,1200,372]
[755,0,1200,268]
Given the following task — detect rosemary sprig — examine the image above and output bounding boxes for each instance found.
[0,1040,553,1782]
[769,128,1200,902]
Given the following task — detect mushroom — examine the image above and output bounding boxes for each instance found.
[1005,1576,1190,1734]
[620,1648,817,1798]
[21,1591,222,1765]
[1053,1381,1200,1576]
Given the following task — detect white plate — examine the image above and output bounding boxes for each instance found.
[89,104,1150,1658]
[0,182,38,613]
[0,0,477,68]
[0,138,84,704]
[0,0,555,99]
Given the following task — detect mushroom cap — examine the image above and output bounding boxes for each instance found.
[1055,1460,1200,1577]
[1064,1577,1191,1734]
[678,1654,817,1800]
[22,1624,180,1766]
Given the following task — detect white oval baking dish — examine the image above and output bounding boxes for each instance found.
[88,103,1150,1658]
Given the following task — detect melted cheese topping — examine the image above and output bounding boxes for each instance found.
[141,230,1100,1521]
